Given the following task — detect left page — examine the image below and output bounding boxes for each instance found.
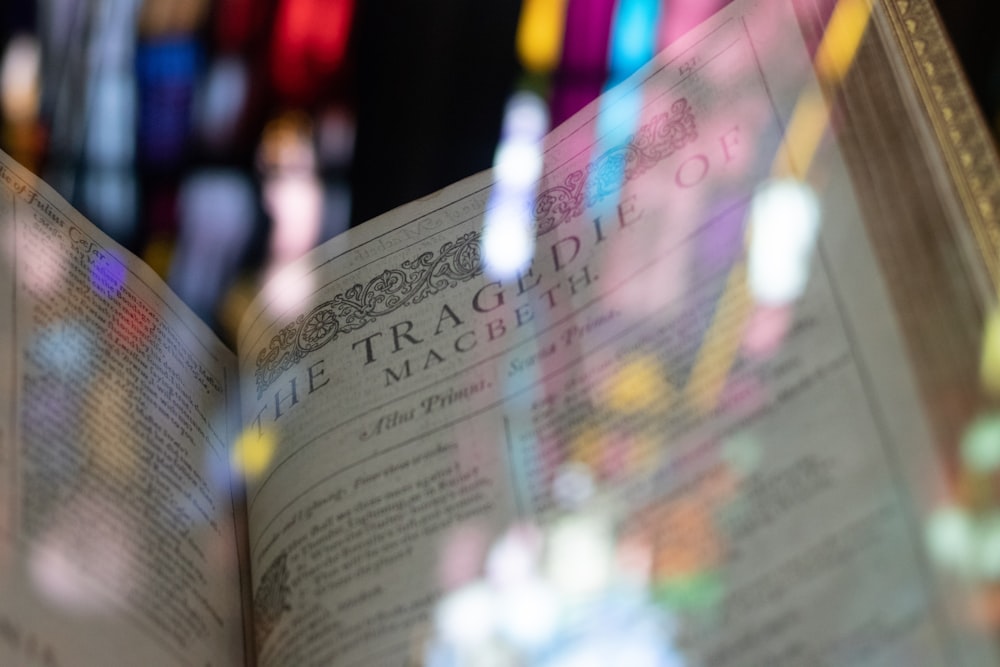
[0,152,247,666]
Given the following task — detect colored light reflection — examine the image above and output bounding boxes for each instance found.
[657,1,727,50]
[813,0,872,85]
[546,515,614,597]
[483,92,549,280]
[590,0,658,193]
[29,517,136,613]
[231,427,276,479]
[772,0,872,179]
[486,524,543,587]
[496,578,561,649]
[1,34,40,124]
[270,0,354,102]
[684,264,752,414]
[962,415,1000,474]
[569,426,603,471]
[261,268,317,325]
[30,542,108,612]
[87,72,136,165]
[602,356,673,414]
[260,113,324,265]
[18,233,68,297]
[83,171,137,242]
[257,113,324,320]
[136,38,201,167]
[747,179,820,305]
[170,170,256,321]
[495,142,544,192]
[721,434,761,475]
[926,505,1000,581]
[139,0,210,35]
[428,516,686,665]
[266,174,324,258]
[772,92,829,181]
[516,0,569,73]
[195,57,249,147]
[435,582,497,647]
[980,308,1000,396]
[551,462,596,508]
[90,251,127,299]
[741,304,793,358]
[438,524,492,590]
[652,572,723,612]
[483,203,535,278]
[32,323,94,382]
[607,0,660,82]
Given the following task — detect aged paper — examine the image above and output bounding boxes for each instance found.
[238,0,998,665]
[0,156,246,666]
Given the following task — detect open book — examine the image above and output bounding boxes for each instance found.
[2,0,999,664]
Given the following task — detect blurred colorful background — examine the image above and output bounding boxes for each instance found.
[0,0,993,347]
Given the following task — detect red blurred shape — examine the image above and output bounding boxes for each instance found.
[270,0,355,103]
[214,0,270,51]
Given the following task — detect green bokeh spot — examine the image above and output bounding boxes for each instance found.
[722,434,760,474]
[961,414,1000,473]
[926,505,975,576]
[651,572,724,612]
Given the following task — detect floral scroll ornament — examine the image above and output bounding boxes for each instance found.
[534,98,698,236]
[255,232,482,396]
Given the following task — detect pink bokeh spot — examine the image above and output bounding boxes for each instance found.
[437,523,492,591]
[742,304,793,358]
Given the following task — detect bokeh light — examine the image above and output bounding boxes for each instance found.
[601,356,673,414]
[813,0,872,85]
[486,524,544,588]
[961,414,1000,474]
[483,202,536,279]
[31,323,95,383]
[551,462,596,508]
[516,0,569,74]
[89,251,128,299]
[483,92,549,280]
[741,304,793,358]
[0,34,40,124]
[195,56,249,148]
[607,0,660,81]
[435,582,497,647]
[927,505,977,577]
[545,515,614,597]
[747,179,820,305]
[980,308,1000,396]
[230,427,277,480]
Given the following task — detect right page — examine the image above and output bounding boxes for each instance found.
[237,0,1000,664]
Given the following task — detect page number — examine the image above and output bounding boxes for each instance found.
[679,58,698,77]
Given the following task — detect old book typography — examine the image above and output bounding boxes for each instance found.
[2,0,1000,665]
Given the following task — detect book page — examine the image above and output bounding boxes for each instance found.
[0,154,247,666]
[237,0,998,664]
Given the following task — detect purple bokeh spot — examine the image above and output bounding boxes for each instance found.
[697,198,748,275]
[90,252,126,298]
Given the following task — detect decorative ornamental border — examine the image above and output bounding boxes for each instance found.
[255,232,482,396]
[534,98,698,235]
[884,0,1000,288]
[254,98,698,396]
